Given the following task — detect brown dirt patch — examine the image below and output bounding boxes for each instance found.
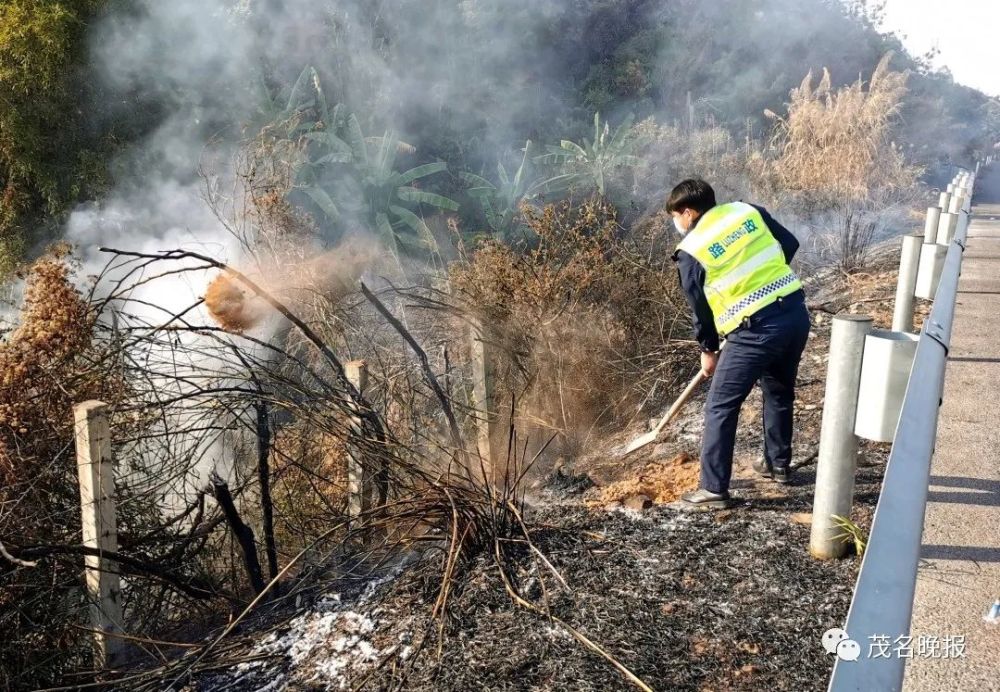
[587,452,700,505]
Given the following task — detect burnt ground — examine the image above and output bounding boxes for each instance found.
[155,246,913,692]
[187,482,881,692]
[371,500,872,691]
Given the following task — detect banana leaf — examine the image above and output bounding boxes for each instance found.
[396,187,459,211]
[391,162,448,187]
[303,131,352,153]
[345,114,368,166]
[390,204,439,251]
[301,186,341,221]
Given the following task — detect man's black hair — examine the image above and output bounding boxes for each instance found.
[666,179,717,214]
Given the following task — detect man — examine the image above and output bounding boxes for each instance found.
[667,179,810,509]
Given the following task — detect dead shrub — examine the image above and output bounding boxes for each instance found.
[269,423,350,555]
[0,255,139,687]
[451,197,688,456]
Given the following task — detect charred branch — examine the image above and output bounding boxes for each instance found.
[209,474,266,597]
[2,543,227,601]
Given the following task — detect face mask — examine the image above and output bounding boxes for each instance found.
[673,216,687,235]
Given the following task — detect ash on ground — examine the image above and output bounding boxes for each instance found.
[196,458,883,691]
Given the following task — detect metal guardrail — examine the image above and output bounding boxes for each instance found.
[827,201,971,690]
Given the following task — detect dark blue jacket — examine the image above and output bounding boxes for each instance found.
[672,204,800,352]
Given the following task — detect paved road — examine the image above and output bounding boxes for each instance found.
[904,168,1000,692]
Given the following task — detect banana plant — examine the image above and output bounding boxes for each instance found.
[255,65,340,139]
[278,67,458,257]
[357,126,459,257]
[534,112,644,196]
[459,140,551,239]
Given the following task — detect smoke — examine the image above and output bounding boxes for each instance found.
[50,0,1000,279]
[64,0,616,294]
[51,0,978,486]
[64,0,938,276]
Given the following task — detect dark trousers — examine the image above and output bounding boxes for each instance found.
[700,292,810,494]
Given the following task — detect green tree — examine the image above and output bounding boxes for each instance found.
[0,0,114,276]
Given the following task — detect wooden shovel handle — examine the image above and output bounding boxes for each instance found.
[651,370,709,436]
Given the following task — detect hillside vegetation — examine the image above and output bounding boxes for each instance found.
[0,1,996,689]
[0,0,996,275]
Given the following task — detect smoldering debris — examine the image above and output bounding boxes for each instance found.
[588,453,701,507]
[203,239,378,333]
[175,456,886,692]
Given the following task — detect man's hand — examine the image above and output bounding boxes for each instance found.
[700,350,719,377]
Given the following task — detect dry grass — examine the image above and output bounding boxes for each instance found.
[763,53,920,208]
[757,53,923,272]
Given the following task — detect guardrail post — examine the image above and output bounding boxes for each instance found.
[892,234,922,333]
[828,181,970,691]
[948,193,965,215]
[810,315,872,560]
[922,206,941,244]
[936,211,959,245]
[74,400,124,667]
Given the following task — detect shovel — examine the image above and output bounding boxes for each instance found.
[623,369,709,455]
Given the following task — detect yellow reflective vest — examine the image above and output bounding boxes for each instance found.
[677,202,801,336]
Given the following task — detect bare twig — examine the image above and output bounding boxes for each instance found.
[5,543,226,601]
[0,539,37,567]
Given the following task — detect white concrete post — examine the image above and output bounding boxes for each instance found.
[891,234,922,333]
[345,360,374,522]
[74,400,123,667]
[922,207,941,244]
[810,315,872,560]
[956,210,970,240]
[938,191,951,211]
[469,318,500,484]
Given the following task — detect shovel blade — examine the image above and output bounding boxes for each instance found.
[623,430,657,455]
